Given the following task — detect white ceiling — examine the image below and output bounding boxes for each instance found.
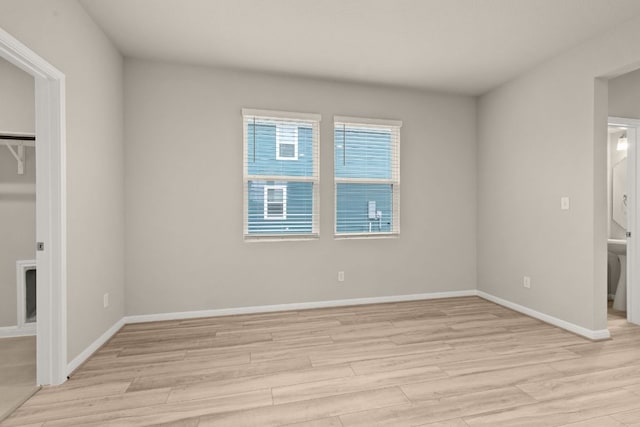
[80,0,640,95]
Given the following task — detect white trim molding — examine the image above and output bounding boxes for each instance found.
[0,325,36,338]
[63,289,615,378]
[0,26,68,385]
[242,108,321,122]
[125,290,477,324]
[477,291,611,340]
[334,115,402,128]
[62,291,474,373]
[66,318,124,376]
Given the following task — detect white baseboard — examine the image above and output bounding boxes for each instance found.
[477,290,611,340]
[65,288,609,383]
[63,290,474,381]
[124,290,478,324]
[66,318,124,376]
[0,324,36,338]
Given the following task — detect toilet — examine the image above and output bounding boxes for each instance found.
[613,254,627,311]
[608,239,627,311]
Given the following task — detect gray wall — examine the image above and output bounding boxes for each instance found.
[609,67,640,119]
[478,15,640,332]
[124,59,477,316]
[0,57,35,327]
[0,0,125,362]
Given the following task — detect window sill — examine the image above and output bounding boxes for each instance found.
[334,232,399,240]
[244,233,319,243]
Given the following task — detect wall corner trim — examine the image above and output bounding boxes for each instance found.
[66,318,125,376]
[477,290,611,340]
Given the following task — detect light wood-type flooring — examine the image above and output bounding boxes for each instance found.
[4,296,640,426]
[0,336,37,422]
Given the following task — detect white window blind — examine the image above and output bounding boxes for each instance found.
[334,116,401,237]
[243,109,320,239]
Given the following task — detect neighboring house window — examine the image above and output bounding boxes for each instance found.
[334,116,402,237]
[276,124,298,160]
[264,185,287,219]
[243,109,320,239]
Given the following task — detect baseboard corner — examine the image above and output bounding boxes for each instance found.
[66,317,125,377]
[477,290,611,341]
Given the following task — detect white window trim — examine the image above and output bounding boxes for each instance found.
[334,117,402,238]
[276,124,298,160]
[243,108,321,122]
[334,115,403,128]
[264,185,287,220]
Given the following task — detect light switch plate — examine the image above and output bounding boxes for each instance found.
[561,197,570,210]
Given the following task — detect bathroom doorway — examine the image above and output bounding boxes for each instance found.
[607,115,640,326]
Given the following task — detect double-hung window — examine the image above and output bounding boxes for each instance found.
[334,116,401,237]
[243,109,320,239]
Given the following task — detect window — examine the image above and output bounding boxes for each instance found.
[243,109,320,239]
[334,116,401,237]
[276,124,298,160]
[264,185,287,219]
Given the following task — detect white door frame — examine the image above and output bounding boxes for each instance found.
[609,116,640,325]
[0,27,67,385]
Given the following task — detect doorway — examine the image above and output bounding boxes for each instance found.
[606,119,638,323]
[607,115,640,327]
[0,56,37,419]
[0,27,67,387]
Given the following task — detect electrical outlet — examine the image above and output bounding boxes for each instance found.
[338,271,345,282]
[523,276,531,289]
[103,293,109,308]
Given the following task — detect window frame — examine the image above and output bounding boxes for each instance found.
[242,108,321,241]
[263,184,287,220]
[333,116,402,239]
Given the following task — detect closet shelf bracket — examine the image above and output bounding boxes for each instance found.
[1,134,35,175]
[4,142,25,174]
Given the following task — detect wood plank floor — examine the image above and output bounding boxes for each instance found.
[3,296,640,426]
[0,336,38,423]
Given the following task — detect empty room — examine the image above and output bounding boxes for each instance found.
[2,0,640,425]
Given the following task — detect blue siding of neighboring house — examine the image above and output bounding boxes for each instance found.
[336,183,393,233]
[247,124,313,177]
[248,181,313,234]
